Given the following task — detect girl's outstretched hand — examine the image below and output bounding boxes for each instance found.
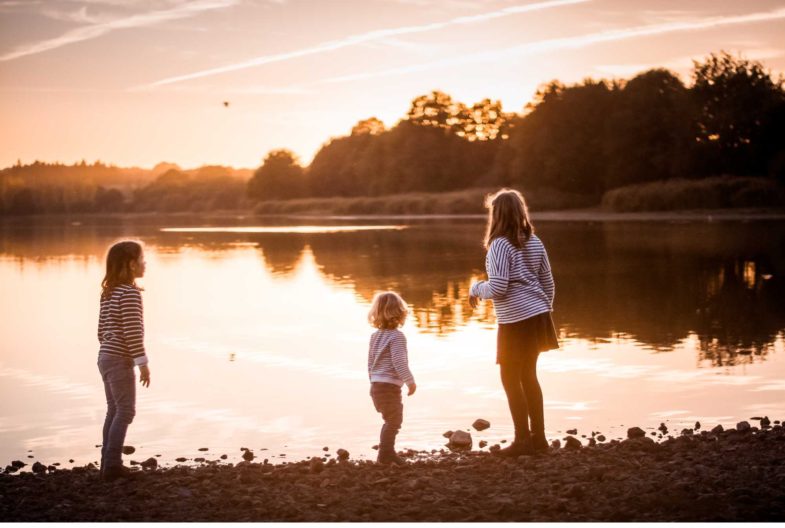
[139,365,151,388]
[469,295,479,309]
[407,382,417,396]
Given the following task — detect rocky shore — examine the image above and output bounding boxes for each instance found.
[2,421,784,522]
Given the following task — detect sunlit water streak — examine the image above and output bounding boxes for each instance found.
[1,219,784,468]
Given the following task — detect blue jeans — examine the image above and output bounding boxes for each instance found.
[98,355,136,470]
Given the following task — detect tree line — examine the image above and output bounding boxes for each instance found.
[2,51,783,215]
[248,52,785,203]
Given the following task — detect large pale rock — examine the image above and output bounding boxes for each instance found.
[448,430,473,450]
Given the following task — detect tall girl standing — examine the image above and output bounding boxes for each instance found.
[469,189,558,456]
[97,240,151,480]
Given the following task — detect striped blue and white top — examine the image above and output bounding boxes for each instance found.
[368,329,415,387]
[97,284,148,366]
[470,235,555,324]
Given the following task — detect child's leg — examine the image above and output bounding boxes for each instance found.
[99,358,136,469]
[98,361,117,470]
[371,383,403,457]
[520,352,544,442]
[500,360,531,442]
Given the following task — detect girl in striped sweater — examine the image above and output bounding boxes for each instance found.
[367,292,416,465]
[469,189,558,456]
[97,240,151,480]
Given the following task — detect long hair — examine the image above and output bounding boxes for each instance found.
[101,240,143,300]
[483,188,534,249]
[368,291,408,330]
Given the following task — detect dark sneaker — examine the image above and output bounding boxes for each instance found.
[497,440,534,457]
[102,465,134,482]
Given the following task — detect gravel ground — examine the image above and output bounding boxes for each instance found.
[2,424,784,522]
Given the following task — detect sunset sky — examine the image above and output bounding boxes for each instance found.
[1,0,784,170]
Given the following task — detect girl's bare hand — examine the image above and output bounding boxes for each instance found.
[407,383,417,396]
[469,295,479,309]
[139,365,151,388]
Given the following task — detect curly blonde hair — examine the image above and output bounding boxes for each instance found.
[368,291,408,330]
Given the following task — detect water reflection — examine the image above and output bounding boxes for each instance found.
[1,218,784,366]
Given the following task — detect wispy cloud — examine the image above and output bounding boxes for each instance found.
[136,0,589,89]
[595,47,785,78]
[315,6,785,85]
[0,0,240,62]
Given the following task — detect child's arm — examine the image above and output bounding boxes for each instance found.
[470,239,512,300]
[120,288,148,368]
[390,333,415,395]
[538,246,555,307]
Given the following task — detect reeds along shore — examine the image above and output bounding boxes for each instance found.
[2,419,784,522]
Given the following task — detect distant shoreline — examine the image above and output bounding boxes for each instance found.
[2,207,785,224]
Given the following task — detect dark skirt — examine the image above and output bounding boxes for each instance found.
[497,311,559,364]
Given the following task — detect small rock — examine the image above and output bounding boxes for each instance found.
[309,457,324,474]
[681,428,693,437]
[588,438,597,447]
[220,454,228,460]
[737,421,751,432]
[442,431,454,439]
[322,446,329,452]
[140,457,158,470]
[479,440,488,448]
[650,431,657,436]
[336,449,350,461]
[194,457,205,463]
[198,447,208,452]
[489,444,501,453]
[712,424,724,434]
[122,446,136,455]
[596,435,606,442]
[5,465,18,474]
[695,421,701,431]
[175,457,187,462]
[658,423,668,434]
[10,460,26,469]
[500,439,507,444]
[627,427,646,439]
[31,462,47,473]
[47,465,57,472]
[372,445,379,451]
[242,450,255,462]
[68,459,74,463]
[448,430,473,450]
[566,428,578,435]
[760,416,771,428]
[564,436,582,449]
[551,439,561,449]
[472,419,491,431]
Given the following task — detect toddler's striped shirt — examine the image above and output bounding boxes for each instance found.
[368,329,414,387]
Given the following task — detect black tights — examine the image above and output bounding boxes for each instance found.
[499,353,544,441]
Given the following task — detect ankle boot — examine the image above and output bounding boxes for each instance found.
[497,431,534,457]
[532,433,549,454]
[377,448,405,466]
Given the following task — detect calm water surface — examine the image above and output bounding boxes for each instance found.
[1,216,784,467]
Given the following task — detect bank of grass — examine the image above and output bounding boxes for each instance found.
[601,176,785,212]
[254,187,593,216]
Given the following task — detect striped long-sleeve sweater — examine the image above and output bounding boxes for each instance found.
[97,284,148,366]
[368,329,415,387]
[470,235,555,324]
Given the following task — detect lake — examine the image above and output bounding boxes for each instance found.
[1,215,784,468]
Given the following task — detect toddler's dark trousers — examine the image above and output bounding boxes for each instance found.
[98,355,136,470]
[500,352,544,442]
[370,382,403,455]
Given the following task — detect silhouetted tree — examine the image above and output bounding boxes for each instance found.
[691,51,785,177]
[247,150,307,201]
